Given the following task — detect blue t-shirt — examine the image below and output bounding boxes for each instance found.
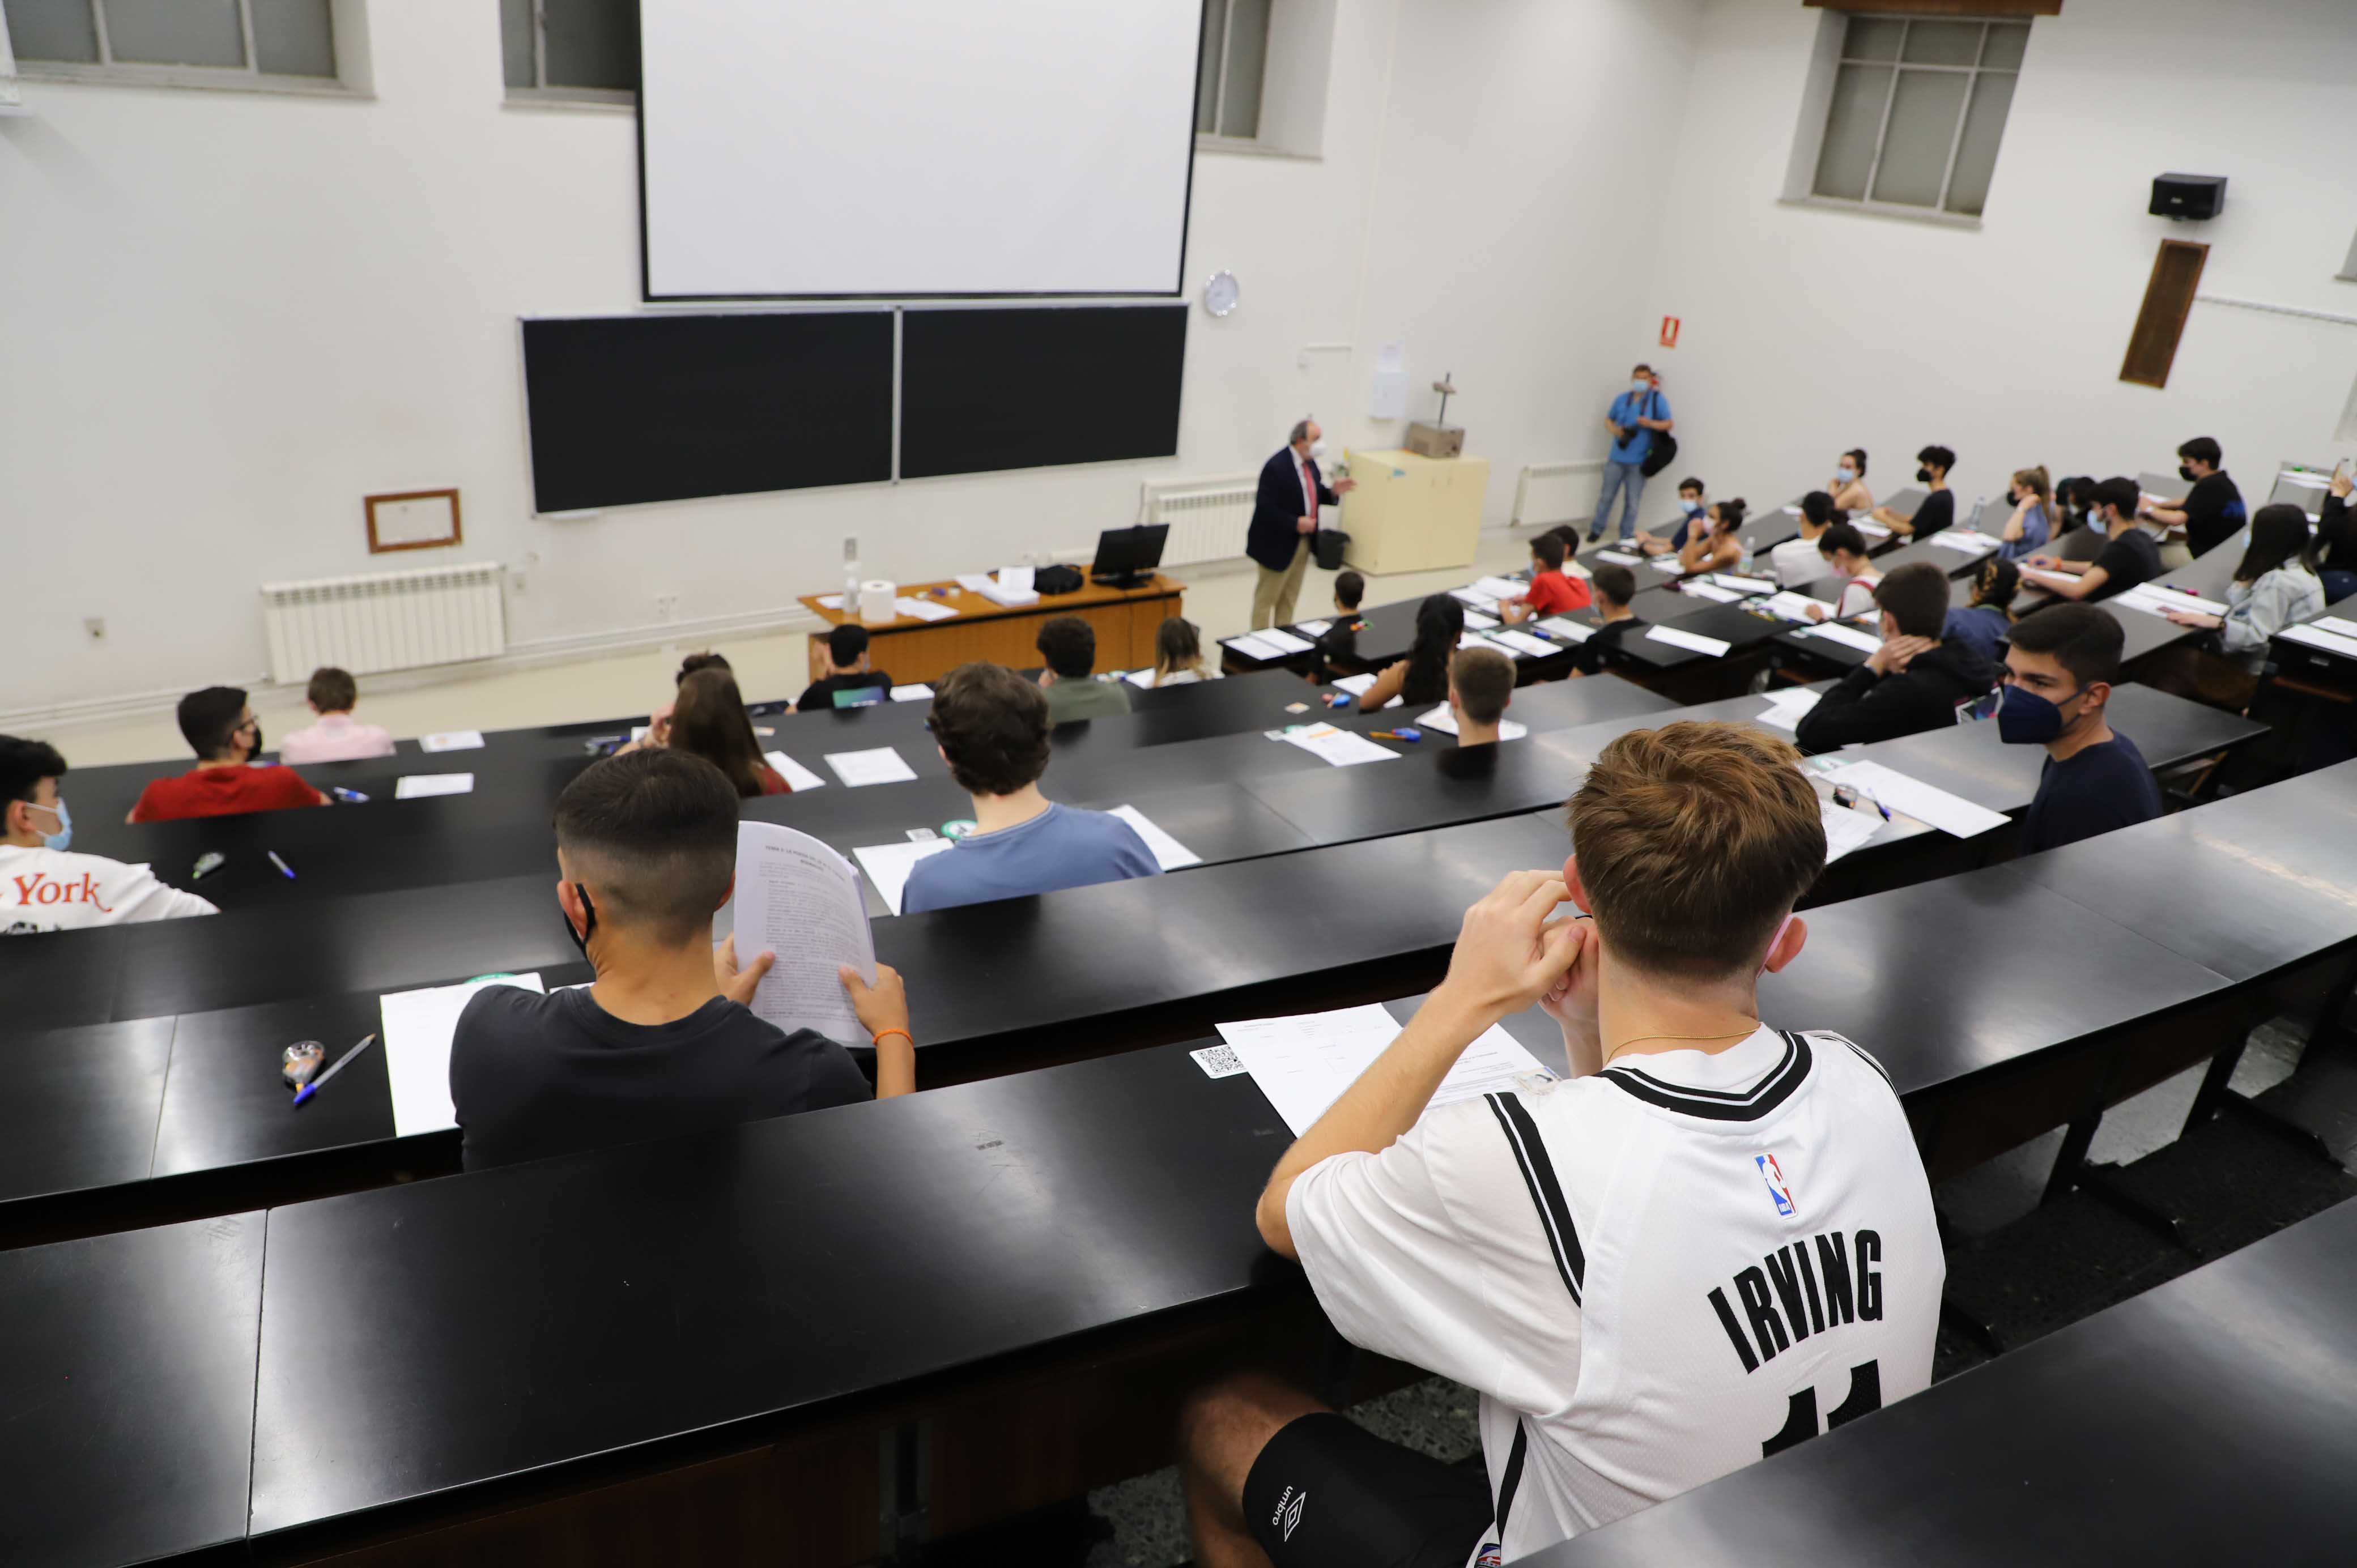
[1942,604,2010,667]
[1609,388,1670,465]
[2022,730,2162,854]
[902,802,1162,914]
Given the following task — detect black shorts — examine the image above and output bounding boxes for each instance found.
[1242,1412,1495,1568]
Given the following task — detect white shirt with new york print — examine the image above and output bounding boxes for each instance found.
[1286,1024,1942,1565]
[0,845,218,932]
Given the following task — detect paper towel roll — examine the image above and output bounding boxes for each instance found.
[859,580,897,624]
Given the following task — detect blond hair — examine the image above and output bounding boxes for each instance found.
[1568,722,1824,981]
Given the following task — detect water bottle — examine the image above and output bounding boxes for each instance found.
[842,536,861,606]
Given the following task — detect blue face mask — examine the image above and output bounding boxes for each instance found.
[1836,466,1858,484]
[1995,681,2086,745]
[27,797,71,853]
[1631,380,1652,398]
[1683,499,1705,515]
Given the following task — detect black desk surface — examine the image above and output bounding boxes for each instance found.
[1524,1196,2357,1567]
[0,1212,265,1568]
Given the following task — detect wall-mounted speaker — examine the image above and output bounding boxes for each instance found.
[2150,173,2226,221]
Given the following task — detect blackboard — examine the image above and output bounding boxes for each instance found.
[898,305,1188,480]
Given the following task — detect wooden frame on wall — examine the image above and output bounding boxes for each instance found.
[365,489,463,553]
[2121,240,2210,390]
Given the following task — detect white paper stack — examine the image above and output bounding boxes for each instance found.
[1218,1003,1554,1136]
[1819,799,1883,862]
[1472,576,1529,601]
[1819,759,2009,838]
[1331,672,1380,696]
[1682,581,1746,604]
[852,839,955,915]
[395,773,474,799]
[1295,620,1334,638]
[1258,628,1315,655]
[894,596,958,623]
[1122,667,1158,688]
[977,581,1040,608]
[1706,574,1777,596]
[1450,587,1501,610]
[1647,625,1730,658]
[2279,620,2357,659]
[1538,617,1597,643]
[1853,519,1893,540]
[1106,804,1202,870]
[954,573,997,594]
[1462,610,1501,630]
[1930,530,2002,555]
[734,823,877,1043]
[1415,704,1529,741]
[1757,688,1824,732]
[1647,556,1685,573]
[824,747,918,787]
[419,731,485,752]
[763,751,829,792]
[1802,622,1884,655]
[1593,549,1644,567]
[1224,631,1291,661]
[382,973,546,1136]
[1488,628,1560,659]
[2113,584,2230,620]
[1758,591,1826,623]
[888,684,935,702]
[1273,723,1401,767]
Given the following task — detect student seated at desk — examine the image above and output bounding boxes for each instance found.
[1,735,216,932]
[1313,571,1368,683]
[1829,446,1874,513]
[1647,476,1709,554]
[903,663,1159,914]
[1355,594,1465,711]
[2141,436,2247,560]
[1037,616,1134,722]
[1500,532,1590,623]
[670,668,791,796]
[2049,476,2108,563]
[1565,564,1644,677]
[129,687,327,823]
[1999,604,2162,853]
[1943,556,2019,668]
[1448,649,1515,746]
[638,650,733,747]
[276,667,395,765]
[1671,498,1748,575]
[1794,564,1996,755]
[2018,478,2158,604]
[450,749,910,1172]
[1152,617,1216,687]
[1994,467,2056,562]
[1770,491,1841,589]
[1874,444,1956,540]
[797,626,893,713]
[1802,523,1881,621]
[1181,720,1940,1568]
[2156,503,2326,674]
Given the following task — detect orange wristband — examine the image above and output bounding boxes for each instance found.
[870,1028,913,1050]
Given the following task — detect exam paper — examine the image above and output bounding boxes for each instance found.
[1331,672,1379,696]
[997,566,1035,593]
[1930,530,2001,555]
[1853,520,1892,540]
[1682,581,1745,604]
[1802,622,1884,655]
[1820,759,2009,839]
[1122,667,1158,688]
[889,684,935,702]
[382,973,545,1136]
[1593,550,1643,567]
[2279,623,2357,660]
[1296,620,1334,638]
[817,594,846,609]
[1107,804,1203,870]
[737,823,875,1042]
[1473,576,1529,601]
[764,752,829,792]
[894,596,958,623]
[1820,799,1883,863]
[852,838,956,917]
[954,573,997,594]
[1756,689,1824,732]
[1462,611,1501,630]
[2114,585,2230,619]
[1707,574,1777,596]
[1218,1003,1555,1136]
[1450,588,1502,610]
[825,747,918,787]
[395,773,474,799]
[1224,631,1290,661]
[1647,625,1731,658]
[1647,557,1685,573]
[1258,628,1315,655]
[1538,617,1597,644]
[977,583,1039,608]
[1488,628,1560,659]
[1275,723,1402,767]
[2314,616,2357,638]
[1759,592,1825,623]
[1415,704,1528,742]
[419,731,484,752]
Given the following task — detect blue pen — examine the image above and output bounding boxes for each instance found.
[268,850,296,879]
[292,1033,375,1107]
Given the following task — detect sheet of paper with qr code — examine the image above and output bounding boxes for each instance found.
[1190,1045,1248,1079]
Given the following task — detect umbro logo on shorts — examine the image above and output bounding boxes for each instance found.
[1270,1483,1307,1541]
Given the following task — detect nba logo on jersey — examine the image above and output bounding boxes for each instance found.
[1756,1153,1796,1217]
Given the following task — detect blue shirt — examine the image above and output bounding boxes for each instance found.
[902,802,1162,913]
[1942,604,2010,667]
[1997,502,2051,562]
[1609,388,1670,465]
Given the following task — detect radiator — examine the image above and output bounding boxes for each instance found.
[259,562,506,684]
[1141,474,1259,566]
[1511,460,1607,527]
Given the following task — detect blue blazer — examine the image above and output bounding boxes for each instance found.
[1246,448,1338,573]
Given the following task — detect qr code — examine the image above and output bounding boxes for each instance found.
[1190,1045,1247,1079]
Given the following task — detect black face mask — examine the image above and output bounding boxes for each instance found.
[244,722,263,758]
[563,884,598,964]
[2179,465,2198,483]
[1916,467,1934,483]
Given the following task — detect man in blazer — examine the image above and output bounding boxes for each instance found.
[1248,418,1358,629]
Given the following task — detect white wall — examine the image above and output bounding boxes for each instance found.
[0,0,1700,722]
[1635,0,2357,523]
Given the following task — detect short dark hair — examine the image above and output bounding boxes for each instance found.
[1631,363,1653,376]
[1334,569,1365,610]
[1818,522,1867,560]
[2092,476,2142,521]
[2178,436,2222,467]
[1800,491,1841,528]
[1918,445,1956,472]
[306,667,358,713]
[2009,603,2124,688]
[1677,476,1705,495]
[677,650,732,685]
[1570,722,1825,982]
[1036,616,1097,679]
[929,662,1052,796]
[827,624,870,667]
[1450,649,1516,726]
[177,687,249,760]
[0,735,68,808]
[1531,534,1567,572]
[553,749,739,948]
[1590,563,1637,607]
[1873,563,1950,639]
[1845,448,1869,476]
[1975,556,2020,610]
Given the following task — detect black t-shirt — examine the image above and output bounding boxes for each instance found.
[1570,616,1645,676]
[450,986,871,1170]
[1908,489,1955,540]
[2182,472,2247,559]
[2022,731,2163,854]
[2088,530,2161,601]
[797,671,892,712]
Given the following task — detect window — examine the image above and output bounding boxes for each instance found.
[1809,14,2027,219]
[503,0,637,106]
[5,0,350,91]
[1195,0,1270,142]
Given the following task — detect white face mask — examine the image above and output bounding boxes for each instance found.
[1836,466,1857,483]
[1308,440,1328,459]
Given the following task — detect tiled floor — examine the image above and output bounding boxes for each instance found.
[45,535,1548,769]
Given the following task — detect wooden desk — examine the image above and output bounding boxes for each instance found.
[798,575,1185,686]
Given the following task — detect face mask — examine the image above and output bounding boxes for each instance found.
[1683,499,1705,515]
[1631,380,1651,398]
[1995,681,2086,745]
[2179,465,2197,483]
[25,798,70,853]
[240,721,263,759]
[1836,467,1857,484]
[1916,467,1933,483]
[1309,440,1328,460]
[562,884,598,964]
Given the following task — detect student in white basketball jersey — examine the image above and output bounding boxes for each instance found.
[1181,721,1941,1567]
